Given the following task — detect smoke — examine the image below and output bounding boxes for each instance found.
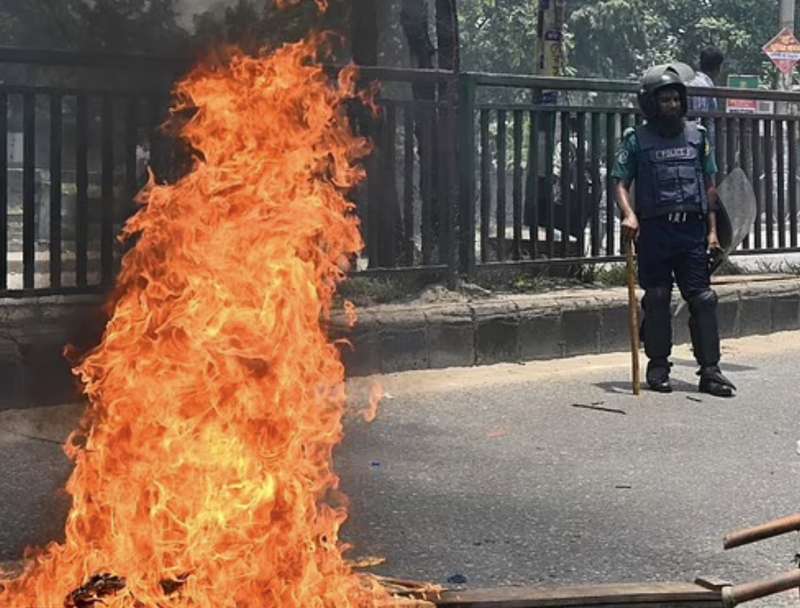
[175,0,242,30]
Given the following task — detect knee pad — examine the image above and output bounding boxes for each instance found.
[643,286,671,311]
[688,288,717,313]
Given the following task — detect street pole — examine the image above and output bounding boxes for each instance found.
[780,0,795,94]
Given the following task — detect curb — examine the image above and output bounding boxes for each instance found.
[333,276,800,376]
[0,294,106,408]
[1,277,797,407]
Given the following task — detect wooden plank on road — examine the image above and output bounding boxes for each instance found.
[433,582,722,607]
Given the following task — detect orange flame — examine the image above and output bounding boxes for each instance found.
[0,40,396,608]
[361,383,384,423]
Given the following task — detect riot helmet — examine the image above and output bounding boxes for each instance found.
[637,65,688,119]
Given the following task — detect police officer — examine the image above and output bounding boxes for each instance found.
[611,65,736,397]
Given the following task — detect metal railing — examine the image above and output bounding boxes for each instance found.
[3,50,800,296]
[0,47,183,297]
[354,69,800,283]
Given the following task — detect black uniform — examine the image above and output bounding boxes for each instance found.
[612,66,735,397]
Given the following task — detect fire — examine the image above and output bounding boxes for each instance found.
[0,39,400,607]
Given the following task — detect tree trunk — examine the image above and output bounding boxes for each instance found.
[401,0,440,260]
[435,0,459,276]
[435,0,459,71]
[350,0,402,268]
[400,0,435,69]
[350,0,378,66]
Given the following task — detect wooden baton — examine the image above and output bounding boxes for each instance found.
[625,237,640,395]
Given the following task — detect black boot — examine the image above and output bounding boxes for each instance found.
[646,359,672,393]
[698,366,736,398]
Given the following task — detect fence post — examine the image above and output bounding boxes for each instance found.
[457,72,477,280]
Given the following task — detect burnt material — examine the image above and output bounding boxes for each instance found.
[65,573,126,608]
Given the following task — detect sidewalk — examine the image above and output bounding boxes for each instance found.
[332,274,800,376]
[1,275,798,408]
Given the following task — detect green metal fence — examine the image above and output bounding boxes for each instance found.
[2,50,800,296]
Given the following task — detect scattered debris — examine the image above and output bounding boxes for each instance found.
[615,484,632,489]
[686,396,703,403]
[65,573,126,608]
[458,282,492,297]
[570,403,627,415]
[160,572,191,596]
[446,573,467,585]
[371,574,443,604]
[350,556,387,569]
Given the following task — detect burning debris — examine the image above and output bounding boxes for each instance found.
[65,574,126,608]
[0,31,409,608]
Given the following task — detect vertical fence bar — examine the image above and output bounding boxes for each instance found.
[790,119,798,248]
[528,110,540,260]
[740,116,752,250]
[495,109,507,261]
[590,112,600,257]
[443,81,459,286]
[76,94,89,287]
[544,112,555,257]
[381,102,398,268]
[0,92,6,290]
[22,93,35,289]
[458,74,477,276]
[512,109,523,260]
[101,94,114,286]
[117,96,137,275]
[365,117,380,268]
[436,101,449,266]
[420,105,433,265]
[576,111,586,256]
[49,94,62,288]
[560,111,571,257]
[605,112,616,256]
[764,119,774,249]
[148,96,163,182]
[752,117,762,249]
[725,116,736,172]
[403,107,414,266]
[125,97,138,216]
[776,119,786,249]
[480,109,490,263]
[714,116,724,185]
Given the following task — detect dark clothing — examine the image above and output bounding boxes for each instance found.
[614,118,722,375]
[611,123,717,184]
[637,214,709,298]
[633,123,709,219]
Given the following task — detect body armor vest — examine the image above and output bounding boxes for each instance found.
[635,122,708,219]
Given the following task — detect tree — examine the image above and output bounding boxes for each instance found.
[569,0,786,83]
[191,0,349,58]
[458,0,538,74]
[0,0,188,54]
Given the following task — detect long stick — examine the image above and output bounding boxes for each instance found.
[723,512,800,549]
[625,238,640,395]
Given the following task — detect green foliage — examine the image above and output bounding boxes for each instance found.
[191,0,349,56]
[578,263,630,287]
[337,274,433,306]
[0,0,188,54]
[569,0,791,83]
[458,0,539,74]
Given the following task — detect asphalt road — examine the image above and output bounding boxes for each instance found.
[1,332,798,606]
[337,332,800,606]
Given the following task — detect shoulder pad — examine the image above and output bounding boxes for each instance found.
[696,124,708,133]
[622,126,636,138]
